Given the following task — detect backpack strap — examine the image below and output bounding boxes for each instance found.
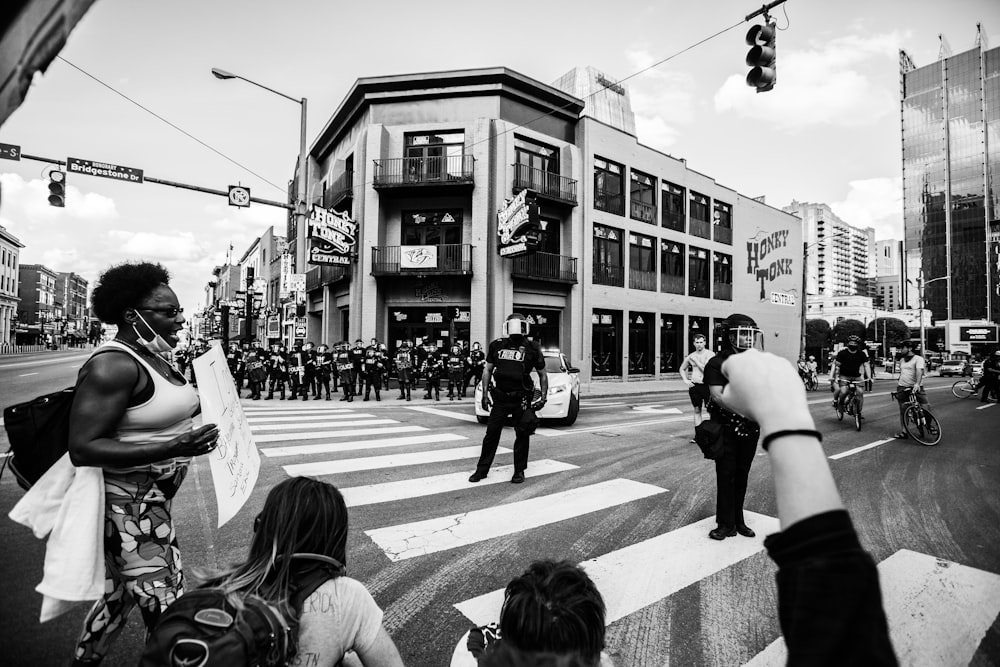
[286,553,345,613]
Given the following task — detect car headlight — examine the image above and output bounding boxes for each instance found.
[548,385,567,395]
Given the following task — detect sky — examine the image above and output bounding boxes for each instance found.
[1,0,998,313]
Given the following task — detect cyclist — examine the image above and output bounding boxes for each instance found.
[796,355,810,382]
[893,341,930,439]
[831,335,871,419]
[806,355,819,383]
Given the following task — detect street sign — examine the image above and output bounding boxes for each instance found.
[294,325,307,337]
[228,185,251,208]
[0,143,20,160]
[67,157,143,183]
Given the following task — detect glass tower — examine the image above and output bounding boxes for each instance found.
[900,33,1000,324]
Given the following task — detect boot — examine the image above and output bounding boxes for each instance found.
[375,391,381,401]
[364,392,370,401]
[265,392,273,400]
[340,394,349,401]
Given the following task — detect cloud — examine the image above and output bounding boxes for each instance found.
[625,48,696,151]
[829,176,903,239]
[713,30,905,131]
[0,172,119,226]
[107,230,208,262]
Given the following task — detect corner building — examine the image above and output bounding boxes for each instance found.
[298,67,801,382]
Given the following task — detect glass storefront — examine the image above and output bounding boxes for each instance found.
[517,307,561,351]
[628,311,653,374]
[591,309,621,377]
[689,315,710,351]
[660,314,682,372]
[387,306,468,355]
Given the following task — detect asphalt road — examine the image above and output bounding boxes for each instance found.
[1,353,998,666]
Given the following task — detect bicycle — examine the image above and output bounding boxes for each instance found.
[951,376,980,399]
[800,372,818,392]
[892,387,942,446]
[835,381,862,431]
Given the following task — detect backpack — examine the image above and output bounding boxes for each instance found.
[139,553,342,667]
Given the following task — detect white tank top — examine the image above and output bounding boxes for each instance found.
[100,341,200,473]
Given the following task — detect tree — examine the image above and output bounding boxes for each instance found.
[832,318,866,344]
[865,317,909,350]
[805,319,831,349]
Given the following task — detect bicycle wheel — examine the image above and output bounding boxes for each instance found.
[951,380,975,399]
[903,405,942,446]
[836,402,844,421]
[853,398,862,431]
[806,377,818,392]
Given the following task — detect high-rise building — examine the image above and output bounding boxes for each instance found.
[900,26,1000,324]
[875,239,904,311]
[782,201,874,298]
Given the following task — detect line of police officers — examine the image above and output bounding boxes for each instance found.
[216,338,487,403]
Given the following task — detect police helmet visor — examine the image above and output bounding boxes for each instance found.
[503,317,530,337]
[728,325,764,351]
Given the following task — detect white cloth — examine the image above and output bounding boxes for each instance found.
[9,452,105,622]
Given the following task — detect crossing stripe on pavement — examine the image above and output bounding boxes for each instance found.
[976,402,995,410]
[243,403,355,412]
[367,479,668,562]
[828,438,894,460]
[244,411,358,421]
[255,425,424,443]
[251,418,396,431]
[453,511,778,627]
[284,445,508,477]
[744,549,1000,667]
[407,406,480,423]
[261,433,468,458]
[340,459,578,507]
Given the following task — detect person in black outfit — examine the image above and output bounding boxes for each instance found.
[466,341,486,392]
[363,346,383,401]
[336,342,356,402]
[470,313,548,485]
[314,343,334,400]
[703,313,762,540]
[831,334,872,417]
[266,344,288,400]
[421,345,443,401]
[351,339,366,396]
[981,349,1000,403]
[301,341,319,399]
[245,345,268,400]
[226,342,243,392]
[446,344,467,399]
[395,341,417,401]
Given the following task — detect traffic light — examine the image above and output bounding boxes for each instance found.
[745,19,777,93]
[47,170,66,207]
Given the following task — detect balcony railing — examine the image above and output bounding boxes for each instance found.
[593,263,624,287]
[594,188,624,216]
[629,268,657,291]
[305,264,350,291]
[630,200,656,224]
[690,218,711,239]
[713,225,733,245]
[510,252,578,284]
[713,282,733,301]
[660,273,684,295]
[323,170,353,209]
[371,244,472,277]
[512,164,577,205]
[372,155,475,188]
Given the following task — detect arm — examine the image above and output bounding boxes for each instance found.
[678,354,693,385]
[831,358,840,383]
[68,353,218,467]
[536,366,548,402]
[355,626,404,667]
[480,361,494,411]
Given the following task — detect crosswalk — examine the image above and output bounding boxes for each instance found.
[242,401,1000,665]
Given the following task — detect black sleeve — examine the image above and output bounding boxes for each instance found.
[485,339,501,364]
[764,510,898,666]
[702,353,726,387]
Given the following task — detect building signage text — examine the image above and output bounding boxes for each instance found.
[67,157,143,183]
[746,229,793,300]
[770,291,796,307]
[959,326,998,343]
[497,189,539,258]
[308,205,357,266]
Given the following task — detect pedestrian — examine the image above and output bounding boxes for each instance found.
[394,340,417,401]
[67,261,220,665]
[703,313,762,540]
[199,477,405,667]
[446,343,467,400]
[892,341,930,439]
[421,344,443,400]
[336,341,357,402]
[679,333,713,442]
[980,349,1000,403]
[315,343,334,400]
[469,313,547,485]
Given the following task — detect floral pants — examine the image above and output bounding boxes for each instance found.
[74,468,187,662]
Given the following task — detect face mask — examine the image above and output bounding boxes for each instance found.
[848,344,858,351]
[132,311,174,355]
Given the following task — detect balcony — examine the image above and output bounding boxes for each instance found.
[371,244,472,277]
[594,188,624,216]
[510,252,578,284]
[629,268,657,291]
[512,164,577,206]
[323,170,353,210]
[306,265,350,292]
[372,155,474,194]
[630,200,656,224]
[690,218,711,240]
[593,263,624,287]
[713,225,733,245]
[713,282,733,301]
[660,273,684,295]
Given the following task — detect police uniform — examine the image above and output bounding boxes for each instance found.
[421,349,443,400]
[395,346,417,400]
[446,346,467,399]
[266,348,288,400]
[466,344,486,391]
[314,348,334,400]
[471,337,545,480]
[336,346,356,401]
[363,349,384,401]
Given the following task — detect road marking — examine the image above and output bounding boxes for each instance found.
[244,409,357,419]
[631,405,684,414]
[340,459,578,507]
[580,402,626,409]
[547,416,689,437]
[255,425,424,443]
[17,372,38,377]
[0,452,11,458]
[261,433,467,458]
[745,549,1000,667]
[367,479,667,562]
[828,438,894,460]
[976,402,995,410]
[407,406,479,423]
[284,445,508,477]
[454,511,779,625]
[251,418,397,431]
[243,403,353,412]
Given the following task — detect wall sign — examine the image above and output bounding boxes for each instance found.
[959,326,998,343]
[401,245,438,269]
[497,189,540,258]
[746,229,793,300]
[308,205,357,266]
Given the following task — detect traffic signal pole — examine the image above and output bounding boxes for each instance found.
[744,0,788,22]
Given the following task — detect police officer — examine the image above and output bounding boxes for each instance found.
[287,342,308,400]
[226,342,243,392]
[336,342,357,402]
[469,313,548,485]
[446,344,467,400]
[351,339,366,396]
[363,346,384,401]
[301,341,319,399]
[421,344,443,401]
[245,344,268,400]
[466,341,486,392]
[395,341,417,401]
[266,344,288,400]
[314,343,334,400]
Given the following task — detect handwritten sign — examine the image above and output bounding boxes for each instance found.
[192,345,260,527]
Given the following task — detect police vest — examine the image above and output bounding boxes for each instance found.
[491,339,538,391]
[396,351,413,369]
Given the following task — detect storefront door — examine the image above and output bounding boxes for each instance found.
[628,311,653,374]
[660,314,682,372]
[591,309,621,377]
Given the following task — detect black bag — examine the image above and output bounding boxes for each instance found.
[694,420,725,460]
[139,553,341,667]
[2,387,76,491]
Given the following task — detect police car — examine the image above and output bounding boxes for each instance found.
[474,349,581,425]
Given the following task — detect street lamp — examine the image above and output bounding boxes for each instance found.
[212,66,309,270]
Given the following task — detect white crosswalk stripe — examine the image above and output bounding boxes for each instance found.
[367,479,667,562]
[260,433,468,458]
[245,412,362,422]
[255,426,424,443]
[252,418,398,431]
[284,445,508,477]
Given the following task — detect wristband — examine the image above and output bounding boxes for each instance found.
[761,429,822,452]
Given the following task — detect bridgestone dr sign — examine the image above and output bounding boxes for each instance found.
[67,157,143,183]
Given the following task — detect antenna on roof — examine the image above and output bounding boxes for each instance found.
[937,33,952,60]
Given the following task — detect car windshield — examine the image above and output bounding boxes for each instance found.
[543,355,567,373]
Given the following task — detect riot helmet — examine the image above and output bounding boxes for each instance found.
[717,313,762,353]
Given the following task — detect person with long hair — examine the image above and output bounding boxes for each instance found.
[207,477,404,667]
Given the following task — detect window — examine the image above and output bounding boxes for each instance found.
[713,200,732,245]
[661,181,685,231]
[535,217,561,254]
[402,210,463,245]
[630,170,656,223]
[629,232,656,290]
[660,240,685,294]
[405,131,465,181]
[689,192,710,239]
[713,251,732,300]
[514,136,563,198]
[594,157,624,215]
[688,246,710,298]
[593,224,624,286]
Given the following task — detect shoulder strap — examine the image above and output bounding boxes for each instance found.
[287,553,344,613]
